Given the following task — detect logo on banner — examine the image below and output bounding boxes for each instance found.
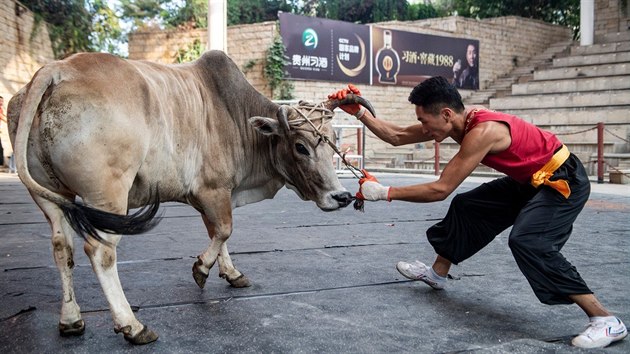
[336,34,367,77]
[302,28,318,50]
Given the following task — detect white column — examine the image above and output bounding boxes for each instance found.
[580,0,594,46]
[208,0,227,52]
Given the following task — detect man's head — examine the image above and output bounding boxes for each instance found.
[466,44,477,68]
[408,76,464,115]
[408,76,465,142]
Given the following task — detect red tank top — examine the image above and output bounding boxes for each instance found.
[467,110,562,183]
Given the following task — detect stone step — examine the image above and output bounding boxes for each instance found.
[533,62,630,80]
[501,107,630,126]
[553,51,630,67]
[596,31,630,44]
[490,90,630,110]
[512,75,630,94]
[571,41,630,55]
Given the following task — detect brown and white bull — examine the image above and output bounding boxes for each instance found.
[7,50,374,344]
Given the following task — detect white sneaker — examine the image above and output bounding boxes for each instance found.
[396,260,445,290]
[572,316,627,348]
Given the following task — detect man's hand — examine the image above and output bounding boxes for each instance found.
[328,84,363,117]
[356,169,391,201]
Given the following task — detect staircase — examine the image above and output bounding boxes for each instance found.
[364,31,630,182]
[490,31,630,182]
[466,39,575,106]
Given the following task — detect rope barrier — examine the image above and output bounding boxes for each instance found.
[554,126,597,136]
[604,128,630,143]
[586,160,630,178]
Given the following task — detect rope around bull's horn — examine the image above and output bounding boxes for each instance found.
[293,102,365,179]
[291,102,367,211]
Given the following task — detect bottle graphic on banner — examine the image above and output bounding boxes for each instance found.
[375,30,400,84]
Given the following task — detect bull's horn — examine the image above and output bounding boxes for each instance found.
[277,105,291,132]
[323,94,376,117]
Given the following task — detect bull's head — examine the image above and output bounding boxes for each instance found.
[249,95,375,211]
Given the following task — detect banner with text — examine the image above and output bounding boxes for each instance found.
[279,13,371,84]
[279,14,479,89]
[371,26,479,89]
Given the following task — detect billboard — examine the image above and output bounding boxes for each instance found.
[372,27,479,89]
[279,12,371,84]
[279,14,479,89]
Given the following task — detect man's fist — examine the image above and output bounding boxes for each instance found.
[356,169,391,201]
[328,84,362,116]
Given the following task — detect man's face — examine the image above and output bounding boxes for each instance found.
[415,105,450,143]
[466,44,477,67]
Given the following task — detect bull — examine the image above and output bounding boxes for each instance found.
[7,50,374,344]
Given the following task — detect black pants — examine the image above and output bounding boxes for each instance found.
[0,138,4,166]
[427,154,592,305]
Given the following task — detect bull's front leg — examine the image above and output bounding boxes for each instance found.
[192,191,250,288]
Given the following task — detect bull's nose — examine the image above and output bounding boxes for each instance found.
[332,191,353,208]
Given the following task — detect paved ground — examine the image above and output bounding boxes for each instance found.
[0,172,628,353]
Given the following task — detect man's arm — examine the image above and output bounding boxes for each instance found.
[387,121,509,202]
[358,110,432,146]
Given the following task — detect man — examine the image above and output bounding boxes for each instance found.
[453,43,478,90]
[328,77,626,349]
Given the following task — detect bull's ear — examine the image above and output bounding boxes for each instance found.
[249,116,280,136]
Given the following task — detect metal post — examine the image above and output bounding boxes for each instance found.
[434,142,440,176]
[580,0,595,46]
[208,0,227,52]
[597,122,604,184]
[357,128,363,169]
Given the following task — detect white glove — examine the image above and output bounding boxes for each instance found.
[359,180,391,201]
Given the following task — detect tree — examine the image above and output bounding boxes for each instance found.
[447,0,580,38]
[21,0,123,58]
[312,0,409,24]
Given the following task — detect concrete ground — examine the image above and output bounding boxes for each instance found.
[0,172,628,353]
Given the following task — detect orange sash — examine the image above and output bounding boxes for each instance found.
[530,145,571,199]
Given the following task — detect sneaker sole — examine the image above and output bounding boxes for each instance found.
[572,330,627,348]
[395,263,444,290]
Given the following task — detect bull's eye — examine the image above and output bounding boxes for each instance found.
[295,143,310,156]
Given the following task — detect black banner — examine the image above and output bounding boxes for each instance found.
[372,26,479,89]
[279,14,479,89]
[279,13,371,84]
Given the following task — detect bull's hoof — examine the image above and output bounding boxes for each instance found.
[59,319,85,337]
[123,325,158,345]
[192,260,208,289]
[225,274,251,288]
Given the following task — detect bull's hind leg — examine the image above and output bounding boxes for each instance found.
[32,195,85,336]
[83,231,159,344]
[192,191,250,288]
[77,190,158,345]
[83,231,158,344]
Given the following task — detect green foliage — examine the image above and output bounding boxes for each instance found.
[407,2,443,20]
[264,36,293,100]
[227,0,298,26]
[91,0,124,54]
[447,0,581,38]
[242,59,259,73]
[313,0,409,24]
[174,39,205,63]
[20,0,123,58]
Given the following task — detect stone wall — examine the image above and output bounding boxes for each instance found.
[128,21,277,97]
[595,0,629,38]
[129,16,572,158]
[0,0,54,158]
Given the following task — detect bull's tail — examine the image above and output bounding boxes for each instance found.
[13,63,162,244]
[61,189,162,244]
